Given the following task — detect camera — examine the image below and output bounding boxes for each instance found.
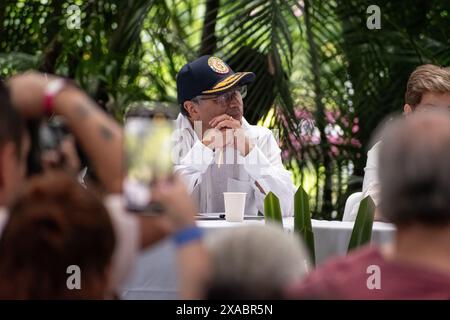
[39,116,69,151]
[26,116,70,176]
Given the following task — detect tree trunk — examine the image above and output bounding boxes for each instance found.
[38,0,64,73]
[304,0,333,219]
[0,1,7,44]
[198,0,220,56]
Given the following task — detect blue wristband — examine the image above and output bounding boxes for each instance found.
[173,226,203,247]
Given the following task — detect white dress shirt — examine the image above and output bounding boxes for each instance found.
[173,113,295,216]
[350,141,382,219]
[362,141,382,205]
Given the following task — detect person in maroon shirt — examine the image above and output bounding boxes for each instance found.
[287,109,450,299]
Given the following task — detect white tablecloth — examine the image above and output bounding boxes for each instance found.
[120,217,396,300]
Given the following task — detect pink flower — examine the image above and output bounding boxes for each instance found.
[311,136,321,144]
[326,111,336,124]
[330,145,340,157]
[351,138,362,148]
[341,117,349,127]
[278,106,363,161]
[328,135,344,145]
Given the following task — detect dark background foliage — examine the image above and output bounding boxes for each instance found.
[1,0,449,219]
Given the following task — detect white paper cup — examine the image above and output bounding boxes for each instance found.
[223,192,246,222]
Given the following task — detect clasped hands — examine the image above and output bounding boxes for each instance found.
[201,114,253,157]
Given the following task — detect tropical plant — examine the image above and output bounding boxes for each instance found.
[1,0,449,219]
[263,187,316,264]
[294,185,315,265]
[347,195,375,251]
[263,191,283,225]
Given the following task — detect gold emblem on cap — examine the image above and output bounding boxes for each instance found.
[208,57,229,74]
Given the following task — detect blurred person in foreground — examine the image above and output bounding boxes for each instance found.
[287,110,450,299]
[0,73,204,295]
[174,55,295,216]
[0,172,208,299]
[0,172,116,299]
[352,64,450,220]
[204,223,309,299]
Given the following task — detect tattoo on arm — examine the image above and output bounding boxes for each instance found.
[73,101,115,141]
[100,125,114,141]
[75,103,91,119]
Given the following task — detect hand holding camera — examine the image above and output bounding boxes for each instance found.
[7,73,84,176]
[8,72,62,118]
[40,133,81,175]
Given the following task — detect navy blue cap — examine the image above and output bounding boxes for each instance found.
[176,55,255,105]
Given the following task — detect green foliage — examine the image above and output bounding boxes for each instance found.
[264,192,283,226]
[1,0,449,219]
[347,196,375,251]
[294,186,315,265]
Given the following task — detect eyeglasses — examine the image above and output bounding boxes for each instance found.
[192,86,247,106]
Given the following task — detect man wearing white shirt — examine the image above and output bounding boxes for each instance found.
[173,55,295,216]
[351,64,450,220]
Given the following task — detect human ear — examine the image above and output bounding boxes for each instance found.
[403,104,413,115]
[184,101,200,120]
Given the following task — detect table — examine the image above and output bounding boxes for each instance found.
[120,217,396,300]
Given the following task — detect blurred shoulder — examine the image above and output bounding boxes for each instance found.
[368,140,382,155]
[286,246,383,299]
[0,207,8,237]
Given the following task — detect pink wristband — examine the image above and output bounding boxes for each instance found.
[43,92,54,116]
[43,79,66,117]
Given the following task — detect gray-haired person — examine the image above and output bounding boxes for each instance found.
[205,224,310,299]
[287,109,450,299]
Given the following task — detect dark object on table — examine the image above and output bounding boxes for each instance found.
[196,214,264,221]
